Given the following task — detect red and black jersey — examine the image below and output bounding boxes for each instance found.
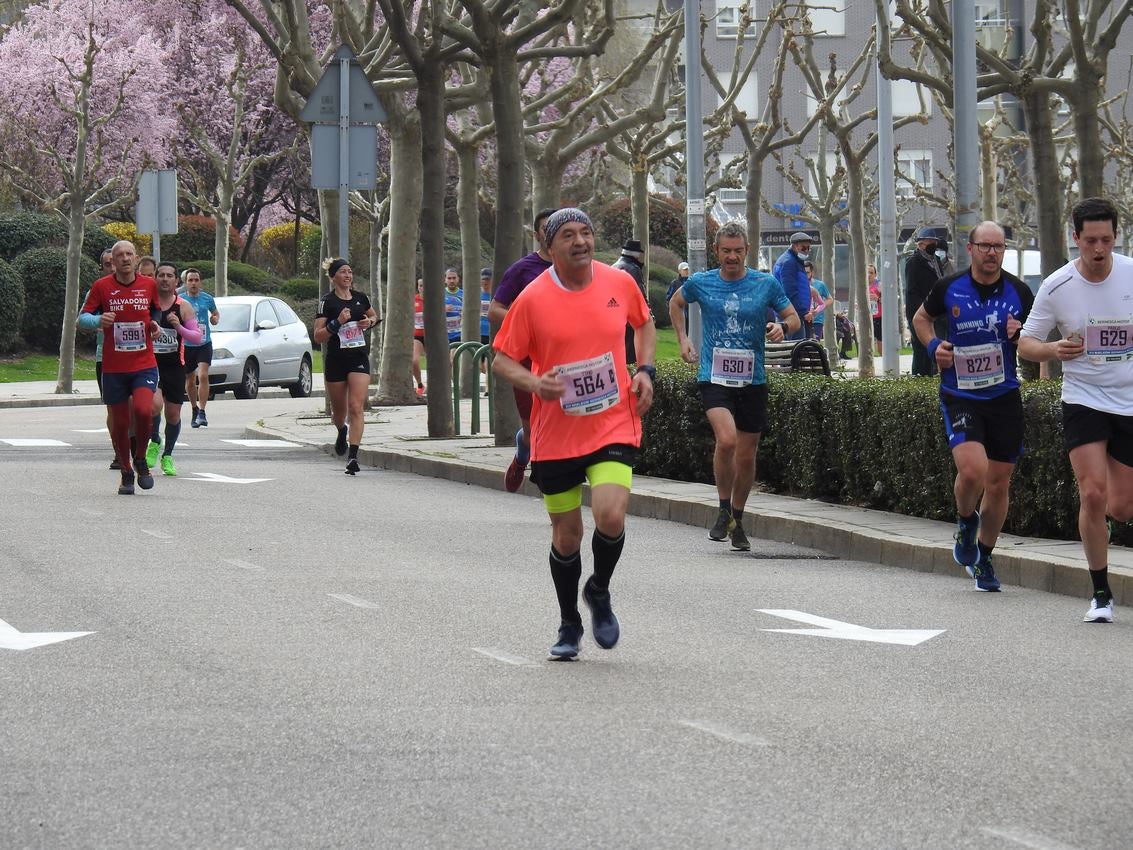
[81,274,159,373]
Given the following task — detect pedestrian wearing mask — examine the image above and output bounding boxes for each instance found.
[905,226,953,376]
[773,232,813,340]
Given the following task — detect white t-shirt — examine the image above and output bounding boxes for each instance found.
[1021,252,1133,414]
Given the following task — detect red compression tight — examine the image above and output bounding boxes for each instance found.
[110,388,154,472]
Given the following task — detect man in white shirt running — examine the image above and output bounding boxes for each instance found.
[1019,197,1133,623]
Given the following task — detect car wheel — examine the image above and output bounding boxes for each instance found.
[289,356,313,398]
[233,358,259,399]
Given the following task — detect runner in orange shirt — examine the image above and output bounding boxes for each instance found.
[493,207,656,660]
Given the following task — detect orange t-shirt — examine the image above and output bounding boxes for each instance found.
[493,261,651,462]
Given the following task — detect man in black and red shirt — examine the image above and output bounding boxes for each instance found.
[80,240,161,494]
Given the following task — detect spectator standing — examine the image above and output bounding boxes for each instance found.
[773,232,813,340]
[868,263,883,356]
[905,226,952,376]
[611,238,650,365]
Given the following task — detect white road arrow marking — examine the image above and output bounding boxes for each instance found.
[0,617,94,651]
[183,472,273,484]
[758,609,945,646]
[1,438,71,447]
[223,439,302,448]
[679,720,771,746]
[472,648,537,667]
[328,593,379,609]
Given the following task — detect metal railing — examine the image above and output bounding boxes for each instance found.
[450,341,494,435]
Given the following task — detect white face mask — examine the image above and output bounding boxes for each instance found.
[934,249,947,261]
[796,251,810,262]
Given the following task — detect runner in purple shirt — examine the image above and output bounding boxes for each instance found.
[487,207,556,492]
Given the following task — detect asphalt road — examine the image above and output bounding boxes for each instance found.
[2,399,1132,849]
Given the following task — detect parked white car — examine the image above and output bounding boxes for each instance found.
[208,296,313,399]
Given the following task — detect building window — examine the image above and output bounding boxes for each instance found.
[974,0,1005,24]
[805,0,845,36]
[717,1,757,38]
[896,149,933,197]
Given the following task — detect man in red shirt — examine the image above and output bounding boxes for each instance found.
[80,240,161,494]
[493,208,656,660]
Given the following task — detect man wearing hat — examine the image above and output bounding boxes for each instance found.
[905,225,953,375]
[773,232,814,340]
[612,238,651,365]
[492,207,656,660]
[479,267,492,345]
[666,261,691,304]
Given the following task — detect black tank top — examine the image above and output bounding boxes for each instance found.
[153,298,183,365]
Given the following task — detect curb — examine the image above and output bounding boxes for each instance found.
[0,388,326,410]
[243,421,1129,607]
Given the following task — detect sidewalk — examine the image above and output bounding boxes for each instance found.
[3,378,1128,605]
[242,395,1129,606]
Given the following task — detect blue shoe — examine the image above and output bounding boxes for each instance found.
[952,511,980,567]
[967,553,1001,592]
[514,427,530,467]
[549,622,583,660]
[582,577,620,649]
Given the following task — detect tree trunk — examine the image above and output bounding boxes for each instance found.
[376,113,422,405]
[980,126,997,220]
[368,204,383,382]
[629,158,650,280]
[843,155,873,377]
[529,156,565,221]
[457,141,481,398]
[1022,90,1067,276]
[745,148,764,264]
[213,180,234,297]
[488,47,526,445]
[418,63,454,437]
[1071,73,1104,197]
[818,219,838,366]
[56,199,86,395]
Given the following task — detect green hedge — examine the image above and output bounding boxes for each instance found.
[0,214,112,263]
[281,277,319,301]
[639,366,1104,544]
[12,247,99,352]
[182,259,280,293]
[0,258,25,351]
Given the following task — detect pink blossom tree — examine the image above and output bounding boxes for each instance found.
[0,0,174,392]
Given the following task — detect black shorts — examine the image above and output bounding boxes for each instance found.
[530,444,637,497]
[698,381,769,434]
[872,317,883,340]
[1062,403,1133,466]
[939,389,1024,463]
[183,343,213,372]
[156,356,187,404]
[95,361,104,400]
[325,351,371,383]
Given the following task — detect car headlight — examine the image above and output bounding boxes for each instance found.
[213,348,233,359]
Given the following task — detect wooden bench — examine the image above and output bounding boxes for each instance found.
[764,340,832,376]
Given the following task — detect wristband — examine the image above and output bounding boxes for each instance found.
[779,322,789,337]
[927,338,941,359]
[327,318,341,334]
[636,364,656,382]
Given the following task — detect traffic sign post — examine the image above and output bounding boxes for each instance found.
[300,45,386,262]
[136,169,178,263]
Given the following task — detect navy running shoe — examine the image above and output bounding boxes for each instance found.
[952,511,980,567]
[514,427,530,467]
[582,577,620,649]
[967,553,1001,592]
[549,622,583,660]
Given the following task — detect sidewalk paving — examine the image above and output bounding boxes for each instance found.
[4,378,1128,606]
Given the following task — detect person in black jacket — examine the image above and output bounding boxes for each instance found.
[612,239,651,365]
[905,226,952,376]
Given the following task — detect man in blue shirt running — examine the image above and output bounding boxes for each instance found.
[912,220,1034,592]
[669,221,800,551]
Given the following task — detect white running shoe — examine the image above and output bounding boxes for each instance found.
[1084,596,1114,623]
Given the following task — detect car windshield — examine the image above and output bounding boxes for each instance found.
[214,304,251,333]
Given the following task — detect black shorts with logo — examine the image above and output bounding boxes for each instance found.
[530,444,637,497]
[939,389,1024,464]
[698,381,769,434]
[1062,403,1133,467]
[183,342,213,372]
[324,350,371,383]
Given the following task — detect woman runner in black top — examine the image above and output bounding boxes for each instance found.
[314,258,380,474]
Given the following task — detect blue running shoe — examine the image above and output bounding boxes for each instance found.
[967,553,1001,592]
[549,622,583,660]
[583,577,620,649]
[514,427,530,467]
[952,511,980,568]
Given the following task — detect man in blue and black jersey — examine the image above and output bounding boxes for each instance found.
[912,220,1034,592]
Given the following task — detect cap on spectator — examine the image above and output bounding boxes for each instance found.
[790,231,812,244]
[678,262,690,272]
[621,239,644,254]
[480,267,491,279]
[914,225,949,242]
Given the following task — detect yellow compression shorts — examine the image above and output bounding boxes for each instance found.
[543,461,634,514]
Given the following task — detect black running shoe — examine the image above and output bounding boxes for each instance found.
[109,456,121,470]
[345,458,360,475]
[730,523,751,551]
[709,508,735,541]
[549,622,583,660]
[118,471,135,495]
[582,577,620,649]
[135,458,154,490]
[334,426,348,456]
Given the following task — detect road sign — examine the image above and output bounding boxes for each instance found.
[309,125,377,190]
[298,46,386,124]
[136,169,178,235]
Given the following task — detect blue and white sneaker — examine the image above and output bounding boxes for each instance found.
[953,511,980,568]
[549,622,583,659]
[967,553,1001,592]
[514,427,530,467]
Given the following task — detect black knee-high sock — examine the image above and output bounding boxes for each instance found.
[348,444,359,459]
[549,546,582,626]
[1090,566,1111,600]
[591,528,625,591]
[164,420,181,456]
[151,412,162,444]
